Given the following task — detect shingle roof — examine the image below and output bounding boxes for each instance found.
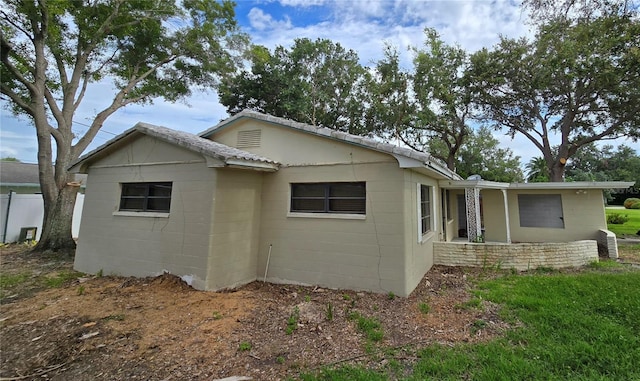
[135,122,277,165]
[0,161,40,185]
[69,122,279,172]
[200,110,460,180]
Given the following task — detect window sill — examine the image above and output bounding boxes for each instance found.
[113,211,170,218]
[287,212,366,220]
[419,231,436,244]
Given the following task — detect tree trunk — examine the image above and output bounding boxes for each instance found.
[33,181,78,256]
[549,162,566,182]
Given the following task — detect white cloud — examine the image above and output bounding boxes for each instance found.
[3,0,637,166]
[248,7,292,31]
[279,0,325,7]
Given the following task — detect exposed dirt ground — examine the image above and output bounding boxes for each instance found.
[1,243,637,380]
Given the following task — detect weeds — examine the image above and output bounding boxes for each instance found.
[102,314,125,321]
[455,297,483,311]
[418,302,430,314]
[238,341,252,351]
[325,302,334,321]
[470,319,486,334]
[212,311,223,320]
[286,306,300,335]
[44,270,82,288]
[348,311,383,342]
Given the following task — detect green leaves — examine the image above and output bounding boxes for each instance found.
[0,0,248,251]
[470,15,640,181]
[218,38,369,134]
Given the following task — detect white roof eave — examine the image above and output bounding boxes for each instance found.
[438,180,635,190]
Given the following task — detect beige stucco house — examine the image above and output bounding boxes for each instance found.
[69,110,633,296]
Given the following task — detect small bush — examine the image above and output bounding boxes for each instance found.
[607,213,630,224]
[623,198,640,209]
[630,202,640,210]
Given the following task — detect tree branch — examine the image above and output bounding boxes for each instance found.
[1,38,39,95]
[0,10,33,40]
[0,84,35,116]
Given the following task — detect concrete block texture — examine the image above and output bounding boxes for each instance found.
[434,240,598,271]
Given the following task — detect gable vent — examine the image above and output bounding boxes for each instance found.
[236,130,262,148]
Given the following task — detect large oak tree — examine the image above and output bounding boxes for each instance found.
[470,14,640,181]
[1,0,247,254]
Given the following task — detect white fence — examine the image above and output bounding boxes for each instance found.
[0,192,84,243]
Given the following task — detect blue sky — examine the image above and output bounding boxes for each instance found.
[1,0,637,166]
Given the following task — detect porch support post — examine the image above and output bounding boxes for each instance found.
[464,188,482,242]
[501,189,511,243]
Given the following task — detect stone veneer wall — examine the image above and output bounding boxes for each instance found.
[434,240,598,271]
[596,229,618,259]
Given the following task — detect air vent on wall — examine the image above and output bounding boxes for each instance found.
[236,130,262,148]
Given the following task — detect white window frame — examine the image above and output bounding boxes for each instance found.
[417,183,436,242]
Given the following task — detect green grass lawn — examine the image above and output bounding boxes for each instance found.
[606,207,640,237]
[302,269,640,380]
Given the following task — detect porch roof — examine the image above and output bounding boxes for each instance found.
[438,180,634,190]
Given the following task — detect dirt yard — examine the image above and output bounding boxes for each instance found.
[3,242,636,380]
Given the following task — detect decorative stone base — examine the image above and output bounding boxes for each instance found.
[596,229,618,259]
[434,240,598,271]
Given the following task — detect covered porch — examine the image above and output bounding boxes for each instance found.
[435,179,634,269]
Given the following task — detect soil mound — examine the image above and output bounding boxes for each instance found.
[148,272,193,292]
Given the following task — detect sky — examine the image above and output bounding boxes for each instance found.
[0,0,638,168]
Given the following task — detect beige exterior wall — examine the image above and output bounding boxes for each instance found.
[211,119,439,296]
[481,189,509,242]
[256,162,410,295]
[210,119,395,166]
[443,190,457,242]
[74,137,216,290]
[206,169,263,290]
[508,189,606,242]
[402,171,441,295]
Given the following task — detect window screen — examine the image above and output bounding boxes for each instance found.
[518,194,564,228]
[120,182,172,212]
[420,185,432,234]
[291,182,366,214]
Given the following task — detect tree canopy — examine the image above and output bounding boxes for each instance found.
[565,144,640,187]
[0,0,248,252]
[470,14,640,181]
[219,38,369,134]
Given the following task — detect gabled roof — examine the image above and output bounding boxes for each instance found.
[69,122,279,173]
[200,110,461,180]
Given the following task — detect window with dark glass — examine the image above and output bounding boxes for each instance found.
[518,194,564,228]
[120,182,172,212]
[420,184,431,234]
[291,182,366,214]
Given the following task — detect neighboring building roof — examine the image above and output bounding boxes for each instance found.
[69,122,280,173]
[200,110,461,180]
[0,161,40,186]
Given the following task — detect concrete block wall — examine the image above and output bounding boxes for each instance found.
[434,240,598,271]
[597,229,618,259]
